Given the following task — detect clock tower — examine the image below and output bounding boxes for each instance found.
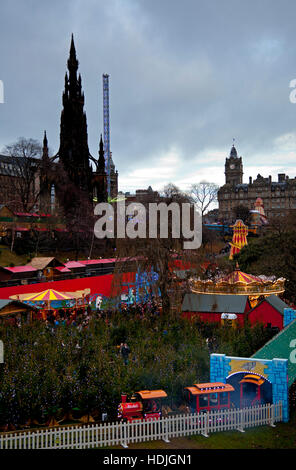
[225,144,243,186]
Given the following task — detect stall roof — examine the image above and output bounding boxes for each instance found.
[78,257,139,265]
[182,293,249,313]
[78,258,115,265]
[0,299,38,316]
[65,261,86,269]
[3,266,37,273]
[28,257,65,270]
[54,266,71,273]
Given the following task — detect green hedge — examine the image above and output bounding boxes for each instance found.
[0,315,274,427]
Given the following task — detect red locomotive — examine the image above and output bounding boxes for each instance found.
[117,390,167,422]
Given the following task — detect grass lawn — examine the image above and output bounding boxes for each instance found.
[110,416,296,449]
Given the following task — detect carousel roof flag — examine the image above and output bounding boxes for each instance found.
[229,219,248,260]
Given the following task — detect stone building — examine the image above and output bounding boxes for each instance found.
[0,36,118,216]
[51,35,118,210]
[218,144,296,222]
[121,186,161,204]
[0,153,41,213]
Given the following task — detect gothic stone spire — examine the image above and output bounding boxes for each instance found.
[58,35,92,198]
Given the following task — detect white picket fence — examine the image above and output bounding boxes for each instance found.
[0,402,282,449]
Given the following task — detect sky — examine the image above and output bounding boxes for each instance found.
[1,0,296,196]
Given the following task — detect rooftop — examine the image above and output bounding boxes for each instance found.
[3,266,37,274]
[28,257,65,270]
[253,319,296,387]
[182,293,249,313]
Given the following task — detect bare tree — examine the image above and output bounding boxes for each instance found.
[1,137,43,212]
[160,183,187,199]
[113,184,204,316]
[189,181,219,217]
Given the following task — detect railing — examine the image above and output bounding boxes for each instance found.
[0,402,282,449]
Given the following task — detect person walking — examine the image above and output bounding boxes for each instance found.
[120,342,130,365]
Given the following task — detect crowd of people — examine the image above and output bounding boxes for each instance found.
[0,295,163,332]
[119,297,162,320]
[44,306,93,330]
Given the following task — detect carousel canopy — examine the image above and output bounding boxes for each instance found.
[9,288,90,302]
[190,264,285,296]
[22,289,71,301]
[220,269,264,284]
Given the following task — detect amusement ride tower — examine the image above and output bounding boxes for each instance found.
[103,74,111,198]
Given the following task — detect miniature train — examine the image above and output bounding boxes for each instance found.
[117,382,235,422]
[117,390,168,422]
[184,382,235,413]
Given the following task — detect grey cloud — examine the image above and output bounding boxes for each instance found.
[1,0,296,192]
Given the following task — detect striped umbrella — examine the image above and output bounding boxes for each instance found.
[23,289,72,301]
[22,289,72,312]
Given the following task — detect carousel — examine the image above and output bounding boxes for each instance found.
[189,263,285,308]
[9,288,91,319]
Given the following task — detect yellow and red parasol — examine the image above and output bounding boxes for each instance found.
[22,289,72,314]
[8,289,73,318]
[23,289,72,302]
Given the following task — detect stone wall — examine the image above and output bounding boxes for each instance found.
[283,308,296,328]
[210,353,289,421]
